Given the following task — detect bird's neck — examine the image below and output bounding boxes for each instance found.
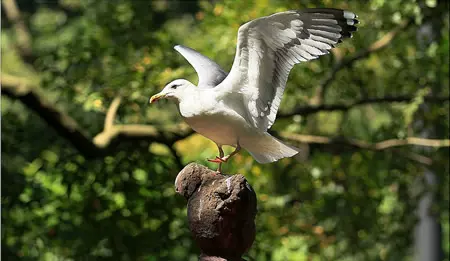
[178,87,213,118]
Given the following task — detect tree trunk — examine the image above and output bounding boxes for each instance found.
[414,169,443,261]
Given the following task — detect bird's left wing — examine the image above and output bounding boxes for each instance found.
[217,8,358,131]
[174,45,228,88]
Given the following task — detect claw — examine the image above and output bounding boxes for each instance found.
[207,156,225,163]
[208,143,241,174]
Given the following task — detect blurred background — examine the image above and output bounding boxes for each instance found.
[1,0,449,260]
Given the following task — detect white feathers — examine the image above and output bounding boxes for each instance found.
[245,133,300,164]
[158,8,358,165]
[283,28,298,39]
[343,11,358,26]
[174,9,358,134]
[344,11,356,19]
[210,9,358,131]
[290,19,304,29]
[307,29,342,40]
[311,18,338,25]
[174,45,228,88]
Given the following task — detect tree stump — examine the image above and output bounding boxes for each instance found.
[175,163,257,261]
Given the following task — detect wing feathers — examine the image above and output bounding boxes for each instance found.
[310,24,342,32]
[307,29,342,41]
[218,8,359,130]
[302,38,332,50]
[174,45,228,88]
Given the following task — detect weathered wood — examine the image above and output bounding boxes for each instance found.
[175,163,257,261]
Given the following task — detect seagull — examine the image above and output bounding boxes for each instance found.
[149,8,358,172]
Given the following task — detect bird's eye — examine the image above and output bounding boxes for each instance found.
[171,84,180,89]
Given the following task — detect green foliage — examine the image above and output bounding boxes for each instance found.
[2,0,449,261]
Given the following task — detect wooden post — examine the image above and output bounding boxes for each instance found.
[175,163,257,261]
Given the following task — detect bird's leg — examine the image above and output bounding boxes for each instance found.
[207,144,241,173]
[217,146,224,173]
[207,145,225,172]
[219,143,241,163]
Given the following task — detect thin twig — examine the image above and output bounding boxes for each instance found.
[313,19,413,104]
[280,132,450,150]
[1,74,192,158]
[2,0,33,61]
[374,137,450,150]
[104,96,122,131]
[3,73,448,158]
[278,95,450,118]
[404,152,433,166]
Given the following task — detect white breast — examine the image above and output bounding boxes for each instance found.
[178,88,257,146]
[184,114,239,146]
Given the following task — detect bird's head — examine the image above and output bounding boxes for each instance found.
[149,79,195,104]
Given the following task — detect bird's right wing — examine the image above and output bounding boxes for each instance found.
[174,45,228,88]
[217,8,358,131]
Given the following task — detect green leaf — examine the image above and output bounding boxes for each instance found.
[133,168,148,184]
[23,159,43,177]
[112,193,126,208]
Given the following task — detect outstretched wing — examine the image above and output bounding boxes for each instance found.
[174,45,228,88]
[218,8,358,131]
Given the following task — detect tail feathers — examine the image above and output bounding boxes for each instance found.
[244,133,299,164]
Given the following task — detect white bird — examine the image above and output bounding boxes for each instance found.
[149,8,358,172]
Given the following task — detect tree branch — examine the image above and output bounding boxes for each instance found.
[1,74,192,158]
[2,0,34,63]
[104,96,122,131]
[312,19,413,104]
[3,73,447,160]
[2,74,102,157]
[278,95,450,118]
[280,132,450,151]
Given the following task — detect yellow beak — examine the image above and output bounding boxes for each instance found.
[149,93,165,104]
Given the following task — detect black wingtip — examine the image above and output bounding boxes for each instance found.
[347,25,358,32]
